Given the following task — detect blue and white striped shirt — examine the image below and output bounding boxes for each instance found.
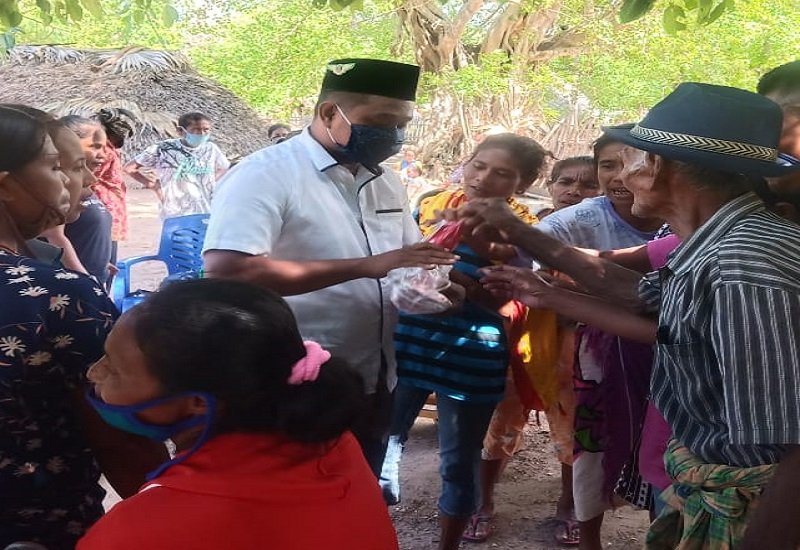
[641,193,800,467]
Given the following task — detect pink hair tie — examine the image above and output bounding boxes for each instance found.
[287,341,331,385]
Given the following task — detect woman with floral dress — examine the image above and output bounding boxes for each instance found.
[0,105,164,549]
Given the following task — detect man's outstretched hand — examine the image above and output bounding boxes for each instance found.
[363,243,458,279]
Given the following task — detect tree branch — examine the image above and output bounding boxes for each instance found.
[451,0,485,42]
[481,0,521,53]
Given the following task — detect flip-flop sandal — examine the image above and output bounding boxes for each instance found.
[554,518,580,546]
[462,514,493,543]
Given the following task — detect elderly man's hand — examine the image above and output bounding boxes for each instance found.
[479,265,558,309]
[442,198,526,245]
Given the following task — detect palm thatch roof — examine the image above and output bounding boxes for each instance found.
[0,45,271,159]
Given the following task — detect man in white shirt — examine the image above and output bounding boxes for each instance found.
[203,58,457,474]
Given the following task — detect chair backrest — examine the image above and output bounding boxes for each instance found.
[157,214,210,275]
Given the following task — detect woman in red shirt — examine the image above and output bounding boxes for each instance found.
[78,279,398,550]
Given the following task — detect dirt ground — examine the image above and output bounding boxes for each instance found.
[118,188,651,549]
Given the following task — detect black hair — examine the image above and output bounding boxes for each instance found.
[128,279,365,443]
[60,115,101,139]
[2,104,55,123]
[757,61,800,98]
[750,175,800,211]
[548,155,595,184]
[592,133,622,163]
[178,112,210,129]
[750,176,779,206]
[2,105,67,137]
[0,105,49,172]
[470,133,548,184]
[96,108,135,148]
[268,123,291,138]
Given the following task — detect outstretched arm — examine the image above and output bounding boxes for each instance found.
[481,265,657,343]
[203,244,457,296]
[447,199,647,311]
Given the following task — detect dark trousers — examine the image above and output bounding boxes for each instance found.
[351,357,394,477]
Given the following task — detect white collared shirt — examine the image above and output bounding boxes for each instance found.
[203,129,420,392]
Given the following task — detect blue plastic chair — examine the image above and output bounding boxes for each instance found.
[112,214,210,312]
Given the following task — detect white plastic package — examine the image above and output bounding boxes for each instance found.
[389,265,454,315]
[389,220,463,315]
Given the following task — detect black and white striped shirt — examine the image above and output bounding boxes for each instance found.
[640,193,800,467]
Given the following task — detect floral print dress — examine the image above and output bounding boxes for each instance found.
[0,251,117,549]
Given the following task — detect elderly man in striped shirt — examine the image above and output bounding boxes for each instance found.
[596,83,800,550]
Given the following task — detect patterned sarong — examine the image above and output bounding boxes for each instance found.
[572,326,653,521]
[646,440,776,550]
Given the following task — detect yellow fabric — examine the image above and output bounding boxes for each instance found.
[516,308,562,411]
[417,189,538,237]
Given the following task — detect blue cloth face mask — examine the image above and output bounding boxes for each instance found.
[327,105,405,172]
[86,389,217,479]
[182,129,210,148]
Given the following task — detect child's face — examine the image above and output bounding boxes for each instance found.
[462,147,523,200]
[547,163,600,211]
[270,127,290,142]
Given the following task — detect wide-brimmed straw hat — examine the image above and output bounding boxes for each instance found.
[602,82,800,177]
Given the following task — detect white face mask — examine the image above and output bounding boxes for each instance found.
[180,127,211,147]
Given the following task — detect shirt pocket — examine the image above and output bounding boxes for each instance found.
[371,209,406,253]
[657,339,720,411]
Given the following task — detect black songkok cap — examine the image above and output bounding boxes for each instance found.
[321,58,420,102]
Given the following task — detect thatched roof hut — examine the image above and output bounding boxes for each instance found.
[0,45,271,160]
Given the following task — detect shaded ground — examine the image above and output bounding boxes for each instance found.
[118,188,651,549]
[391,419,649,550]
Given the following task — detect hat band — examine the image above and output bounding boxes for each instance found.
[631,125,778,162]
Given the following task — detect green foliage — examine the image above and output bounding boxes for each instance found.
[441,51,510,99]
[0,0,179,32]
[550,0,799,120]
[7,0,799,126]
[620,0,733,27]
[620,0,656,23]
[187,0,405,117]
[0,25,18,54]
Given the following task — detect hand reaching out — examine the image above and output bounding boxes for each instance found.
[442,198,526,246]
[363,243,458,279]
[479,264,558,309]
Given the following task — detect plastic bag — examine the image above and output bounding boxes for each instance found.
[389,221,464,315]
[425,220,464,250]
[389,264,454,315]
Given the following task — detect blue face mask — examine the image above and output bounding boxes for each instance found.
[86,389,217,479]
[182,130,210,148]
[327,105,405,172]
